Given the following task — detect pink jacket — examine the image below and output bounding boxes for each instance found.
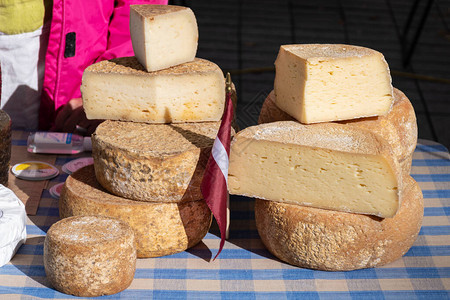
[39,0,168,130]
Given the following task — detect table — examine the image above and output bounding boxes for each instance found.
[1,132,449,299]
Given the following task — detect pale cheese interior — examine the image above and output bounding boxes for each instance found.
[130,7,197,72]
[228,138,399,218]
[82,66,225,123]
[274,45,394,123]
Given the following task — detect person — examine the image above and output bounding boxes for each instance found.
[0,0,168,135]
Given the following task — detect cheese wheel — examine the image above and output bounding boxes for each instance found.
[0,110,11,186]
[60,165,211,258]
[228,121,402,218]
[255,176,423,271]
[258,88,417,174]
[44,216,136,297]
[81,57,225,123]
[92,120,222,203]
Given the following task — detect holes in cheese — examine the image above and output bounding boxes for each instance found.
[228,121,402,218]
[130,5,198,72]
[274,44,394,124]
[81,57,225,123]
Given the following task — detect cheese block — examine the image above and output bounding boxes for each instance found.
[81,57,225,123]
[92,120,230,203]
[255,175,423,271]
[258,88,417,174]
[228,121,402,218]
[274,44,394,123]
[0,110,11,186]
[60,165,212,258]
[130,5,198,72]
[44,216,136,297]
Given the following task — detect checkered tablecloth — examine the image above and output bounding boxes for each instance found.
[1,133,449,299]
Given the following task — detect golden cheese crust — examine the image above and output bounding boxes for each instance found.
[255,176,423,271]
[60,165,212,258]
[258,88,417,174]
[44,216,136,297]
[84,56,220,77]
[131,4,187,17]
[92,120,221,202]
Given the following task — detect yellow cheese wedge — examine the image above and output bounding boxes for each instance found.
[228,121,402,218]
[130,5,198,71]
[274,44,394,123]
[258,88,417,175]
[81,57,225,123]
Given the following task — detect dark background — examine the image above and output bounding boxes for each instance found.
[171,0,450,150]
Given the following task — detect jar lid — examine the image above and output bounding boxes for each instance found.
[11,161,59,181]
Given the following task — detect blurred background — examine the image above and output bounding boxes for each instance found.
[171,0,450,150]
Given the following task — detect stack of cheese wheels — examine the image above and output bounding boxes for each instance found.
[60,4,228,264]
[0,110,11,186]
[228,44,422,271]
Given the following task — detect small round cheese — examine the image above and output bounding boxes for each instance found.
[258,88,417,175]
[92,120,221,202]
[0,110,11,186]
[60,165,211,258]
[0,184,27,267]
[44,215,136,297]
[255,175,423,271]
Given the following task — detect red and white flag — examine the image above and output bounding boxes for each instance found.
[201,73,234,259]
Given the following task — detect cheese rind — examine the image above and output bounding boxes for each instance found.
[0,110,11,186]
[92,120,224,202]
[60,165,211,258]
[255,176,423,271]
[81,57,225,123]
[228,121,402,218]
[258,88,417,174]
[44,216,136,297]
[274,44,394,123]
[130,5,198,71]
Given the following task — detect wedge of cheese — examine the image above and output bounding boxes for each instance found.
[130,5,198,72]
[228,121,402,218]
[81,57,225,123]
[60,165,211,258]
[258,88,417,175]
[92,120,232,203]
[274,44,394,123]
[255,175,423,271]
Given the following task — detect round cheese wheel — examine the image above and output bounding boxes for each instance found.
[60,165,211,258]
[0,184,27,267]
[255,175,423,271]
[258,88,417,175]
[0,110,11,186]
[44,215,136,297]
[92,120,220,202]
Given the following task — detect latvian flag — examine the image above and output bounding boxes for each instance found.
[201,73,234,260]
